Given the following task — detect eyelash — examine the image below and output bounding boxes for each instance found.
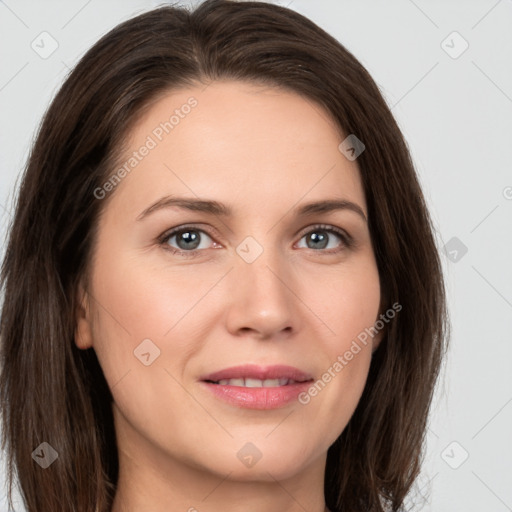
[157,223,354,258]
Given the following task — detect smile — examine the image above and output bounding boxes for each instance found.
[207,377,303,387]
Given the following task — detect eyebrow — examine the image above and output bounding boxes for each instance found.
[136,196,367,222]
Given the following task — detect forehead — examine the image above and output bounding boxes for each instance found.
[107,79,366,218]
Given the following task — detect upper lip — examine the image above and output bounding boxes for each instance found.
[200,364,314,382]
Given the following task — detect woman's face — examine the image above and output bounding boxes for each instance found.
[76,80,383,485]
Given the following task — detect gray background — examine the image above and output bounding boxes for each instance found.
[1,0,511,510]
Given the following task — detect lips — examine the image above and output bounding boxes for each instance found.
[200,364,314,384]
[199,364,315,409]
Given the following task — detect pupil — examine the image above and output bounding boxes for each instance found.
[177,230,200,250]
[308,231,327,249]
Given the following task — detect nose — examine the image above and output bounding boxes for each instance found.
[224,245,299,340]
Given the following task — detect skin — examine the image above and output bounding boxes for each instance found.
[75,80,384,512]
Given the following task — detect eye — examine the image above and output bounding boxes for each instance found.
[159,225,218,256]
[158,223,353,258]
[296,224,352,252]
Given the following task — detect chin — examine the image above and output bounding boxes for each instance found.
[219,442,318,482]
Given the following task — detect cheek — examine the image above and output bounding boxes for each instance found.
[88,250,222,383]
[295,258,380,429]
[304,257,381,348]
[96,264,194,336]
[87,255,213,431]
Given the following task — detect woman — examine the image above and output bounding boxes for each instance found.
[0,1,449,511]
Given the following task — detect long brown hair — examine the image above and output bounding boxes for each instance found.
[0,1,449,510]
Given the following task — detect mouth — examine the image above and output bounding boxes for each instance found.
[198,364,314,409]
[199,364,314,386]
[203,377,311,387]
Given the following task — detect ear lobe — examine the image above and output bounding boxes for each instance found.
[75,281,93,350]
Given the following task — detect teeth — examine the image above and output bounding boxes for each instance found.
[245,378,265,387]
[215,378,298,387]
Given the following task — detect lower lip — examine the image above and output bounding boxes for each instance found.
[200,381,313,410]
